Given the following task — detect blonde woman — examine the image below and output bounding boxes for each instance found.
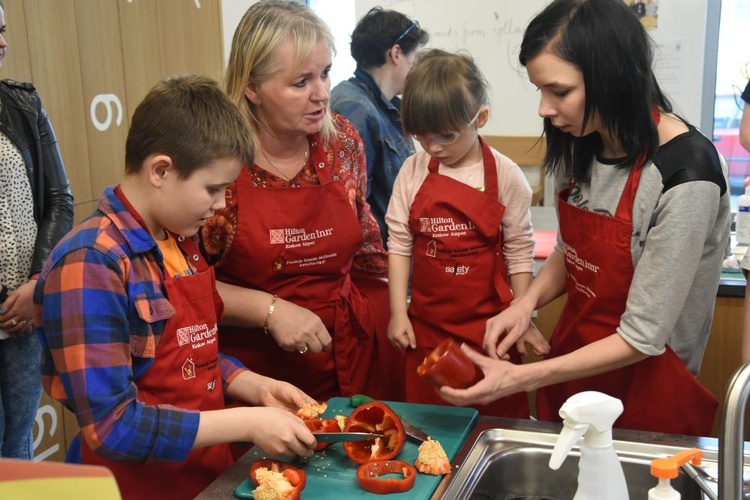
[202,0,401,402]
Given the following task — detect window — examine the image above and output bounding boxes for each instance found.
[714,0,750,211]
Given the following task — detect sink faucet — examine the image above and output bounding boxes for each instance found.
[719,360,750,498]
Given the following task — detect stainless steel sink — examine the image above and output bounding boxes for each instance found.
[441,429,725,499]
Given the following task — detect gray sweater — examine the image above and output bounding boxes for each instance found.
[554,127,731,375]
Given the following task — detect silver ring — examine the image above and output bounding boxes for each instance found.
[10,318,17,326]
[298,345,309,354]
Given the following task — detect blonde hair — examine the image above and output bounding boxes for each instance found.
[402,49,488,136]
[225,0,337,148]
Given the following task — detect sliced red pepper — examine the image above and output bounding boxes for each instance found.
[343,401,406,464]
[304,417,342,451]
[249,459,306,500]
[356,460,417,494]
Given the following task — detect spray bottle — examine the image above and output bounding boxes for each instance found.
[548,391,628,500]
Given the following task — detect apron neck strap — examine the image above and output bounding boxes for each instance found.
[426,136,498,199]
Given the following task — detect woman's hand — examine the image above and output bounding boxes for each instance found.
[387,312,415,349]
[483,301,534,360]
[0,280,36,335]
[438,344,529,406]
[515,322,550,357]
[267,298,332,353]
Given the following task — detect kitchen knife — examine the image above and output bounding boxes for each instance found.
[349,394,430,443]
[313,431,384,443]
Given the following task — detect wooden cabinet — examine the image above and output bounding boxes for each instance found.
[0,0,225,461]
[1,0,224,223]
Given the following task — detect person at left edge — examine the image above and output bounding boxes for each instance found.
[202,0,401,402]
[35,75,318,500]
[0,0,74,460]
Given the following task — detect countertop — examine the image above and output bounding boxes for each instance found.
[196,415,724,499]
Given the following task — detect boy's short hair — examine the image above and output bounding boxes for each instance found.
[125,74,254,179]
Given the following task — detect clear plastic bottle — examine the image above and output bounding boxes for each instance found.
[736,177,750,245]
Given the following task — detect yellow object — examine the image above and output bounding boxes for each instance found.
[0,459,121,499]
[650,448,703,479]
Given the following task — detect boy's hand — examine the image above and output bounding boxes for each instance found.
[387,312,415,349]
[267,298,332,353]
[245,407,316,458]
[258,380,316,412]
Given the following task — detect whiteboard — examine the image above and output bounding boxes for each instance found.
[354,0,717,137]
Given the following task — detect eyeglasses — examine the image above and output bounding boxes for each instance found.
[393,20,420,46]
[413,108,482,146]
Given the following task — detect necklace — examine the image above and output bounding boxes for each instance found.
[260,143,309,181]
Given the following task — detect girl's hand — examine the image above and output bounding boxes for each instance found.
[0,280,36,335]
[483,302,534,360]
[438,344,528,406]
[267,298,332,354]
[515,322,550,357]
[387,312,416,349]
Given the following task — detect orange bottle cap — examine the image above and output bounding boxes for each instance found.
[650,448,703,479]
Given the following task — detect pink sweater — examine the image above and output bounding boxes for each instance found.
[385,147,535,275]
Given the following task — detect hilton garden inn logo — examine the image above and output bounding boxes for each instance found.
[419,217,476,233]
[269,227,334,245]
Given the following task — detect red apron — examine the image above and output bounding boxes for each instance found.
[406,138,529,418]
[216,140,400,401]
[536,154,717,436]
[81,225,231,498]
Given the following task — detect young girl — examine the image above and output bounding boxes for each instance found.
[385,49,548,417]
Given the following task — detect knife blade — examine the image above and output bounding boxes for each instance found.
[349,394,430,443]
[313,432,384,443]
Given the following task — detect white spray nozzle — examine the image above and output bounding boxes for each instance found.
[549,391,624,470]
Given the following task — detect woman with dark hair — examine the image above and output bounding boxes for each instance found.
[331,7,429,246]
[439,0,730,437]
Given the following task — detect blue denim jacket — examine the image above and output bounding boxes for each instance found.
[331,67,415,247]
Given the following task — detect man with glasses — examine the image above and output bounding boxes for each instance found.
[331,8,428,248]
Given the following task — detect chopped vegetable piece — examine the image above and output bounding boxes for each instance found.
[249,459,306,500]
[356,460,417,494]
[343,401,406,464]
[304,417,342,451]
[335,414,348,431]
[415,437,451,475]
[296,401,328,419]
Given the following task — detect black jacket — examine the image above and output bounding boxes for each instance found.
[0,79,73,276]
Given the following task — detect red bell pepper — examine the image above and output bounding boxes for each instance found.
[356,460,417,494]
[304,417,343,451]
[343,401,406,464]
[417,338,483,389]
[249,459,306,500]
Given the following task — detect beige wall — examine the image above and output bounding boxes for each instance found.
[0,0,225,460]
